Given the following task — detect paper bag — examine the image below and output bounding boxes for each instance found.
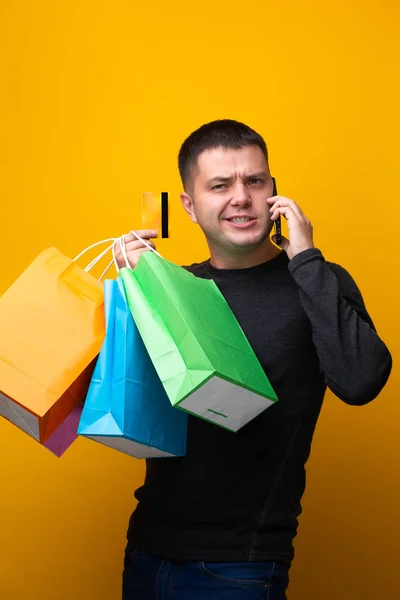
[78,279,187,458]
[119,244,278,432]
[0,246,105,445]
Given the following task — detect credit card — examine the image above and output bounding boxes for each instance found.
[141,192,169,237]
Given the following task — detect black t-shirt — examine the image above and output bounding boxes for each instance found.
[126,249,391,564]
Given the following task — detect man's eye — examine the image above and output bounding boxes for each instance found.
[249,178,263,185]
[212,184,226,190]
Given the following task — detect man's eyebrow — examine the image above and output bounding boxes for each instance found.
[245,171,269,179]
[206,171,269,186]
[207,175,233,185]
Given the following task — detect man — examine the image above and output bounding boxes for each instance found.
[115,119,392,599]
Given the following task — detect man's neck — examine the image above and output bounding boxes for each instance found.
[209,240,282,270]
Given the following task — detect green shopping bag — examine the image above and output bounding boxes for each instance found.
[118,235,278,432]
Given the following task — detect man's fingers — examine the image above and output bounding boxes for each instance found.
[114,237,156,254]
[125,230,158,242]
[270,205,295,221]
[113,230,158,270]
[125,239,156,251]
[114,245,154,269]
[123,246,153,269]
[268,197,305,220]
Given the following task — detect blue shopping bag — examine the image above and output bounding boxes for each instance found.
[78,278,187,458]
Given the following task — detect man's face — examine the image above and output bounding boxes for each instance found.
[181,145,275,253]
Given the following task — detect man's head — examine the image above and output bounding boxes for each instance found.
[178,119,277,264]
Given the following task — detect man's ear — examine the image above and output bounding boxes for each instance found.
[180,192,198,224]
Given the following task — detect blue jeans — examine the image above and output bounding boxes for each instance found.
[123,547,289,599]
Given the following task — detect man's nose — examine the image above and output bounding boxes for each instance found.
[230,182,251,206]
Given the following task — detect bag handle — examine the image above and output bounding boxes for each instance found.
[72,238,117,280]
[84,243,115,271]
[72,238,117,264]
[72,230,161,278]
[114,231,163,272]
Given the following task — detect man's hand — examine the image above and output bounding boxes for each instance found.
[267,196,314,260]
[114,230,157,270]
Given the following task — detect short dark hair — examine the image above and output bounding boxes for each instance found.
[178,119,268,191]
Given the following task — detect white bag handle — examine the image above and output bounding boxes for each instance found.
[72,238,117,280]
[72,238,117,264]
[98,256,115,280]
[130,230,162,258]
[114,231,162,272]
[72,230,161,278]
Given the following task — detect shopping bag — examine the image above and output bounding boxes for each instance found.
[118,234,278,432]
[0,242,109,447]
[78,278,187,458]
[43,404,83,457]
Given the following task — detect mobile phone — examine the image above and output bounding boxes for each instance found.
[271,177,282,246]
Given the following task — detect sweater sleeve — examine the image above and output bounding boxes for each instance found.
[288,248,392,405]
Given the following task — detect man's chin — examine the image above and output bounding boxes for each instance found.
[224,231,270,249]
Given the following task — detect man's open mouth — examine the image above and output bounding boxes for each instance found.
[226,217,256,224]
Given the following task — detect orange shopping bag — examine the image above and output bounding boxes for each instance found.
[0,240,113,446]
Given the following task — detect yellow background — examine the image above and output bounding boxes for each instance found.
[0,1,399,598]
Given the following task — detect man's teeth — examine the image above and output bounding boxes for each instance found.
[230,217,252,224]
